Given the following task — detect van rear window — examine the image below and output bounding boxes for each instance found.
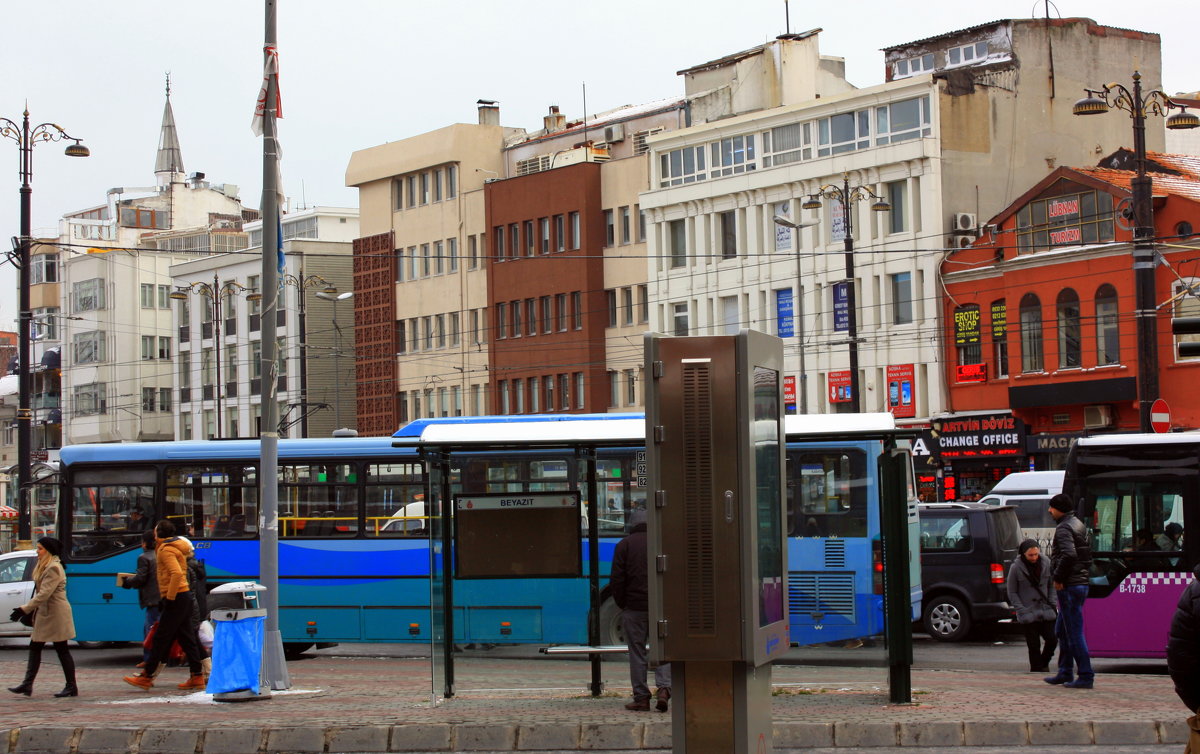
[990,508,1023,551]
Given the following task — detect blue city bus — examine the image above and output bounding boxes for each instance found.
[57,412,919,653]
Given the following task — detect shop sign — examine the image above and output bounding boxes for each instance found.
[828,370,852,404]
[783,375,797,409]
[833,283,849,332]
[927,412,1025,459]
[954,305,981,345]
[886,364,916,419]
[776,288,794,338]
[956,363,987,383]
[991,301,1007,339]
[1027,433,1084,454]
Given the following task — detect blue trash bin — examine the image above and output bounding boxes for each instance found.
[208,581,270,701]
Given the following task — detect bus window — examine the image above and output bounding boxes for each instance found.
[366,462,425,536]
[165,465,257,539]
[280,463,358,537]
[70,483,156,558]
[1089,480,1188,588]
[787,450,868,538]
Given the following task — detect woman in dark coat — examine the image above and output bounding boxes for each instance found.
[7,537,78,697]
[1167,564,1200,712]
[1006,538,1058,673]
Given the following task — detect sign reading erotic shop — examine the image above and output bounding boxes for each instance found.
[453,493,582,579]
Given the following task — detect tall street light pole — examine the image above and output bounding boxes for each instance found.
[282,273,336,437]
[802,174,891,413]
[171,276,259,438]
[1,110,88,544]
[1073,72,1199,431]
[773,214,818,414]
[316,290,354,431]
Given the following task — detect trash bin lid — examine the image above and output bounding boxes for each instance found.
[210,581,267,594]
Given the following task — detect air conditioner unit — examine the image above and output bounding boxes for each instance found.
[604,124,625,143]
[1083,404,1113,429]
[953,234,974,249]
[953,212,978,233]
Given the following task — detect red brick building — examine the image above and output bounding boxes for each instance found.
[484,162,610,414]
[940,149,1200,472]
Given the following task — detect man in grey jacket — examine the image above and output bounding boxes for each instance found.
[1044,494,1094,689]
[120,530,160,668]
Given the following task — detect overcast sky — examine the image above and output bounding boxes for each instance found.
[1,0,1195,328]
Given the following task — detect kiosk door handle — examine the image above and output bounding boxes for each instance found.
[724,490,734,523]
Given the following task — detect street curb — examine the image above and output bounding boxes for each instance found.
[2,719,1190,751]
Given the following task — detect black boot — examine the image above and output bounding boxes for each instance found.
[53,643,77,697]
[8,644,42,696]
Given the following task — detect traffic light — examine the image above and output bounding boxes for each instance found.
[1172,317,1200,358]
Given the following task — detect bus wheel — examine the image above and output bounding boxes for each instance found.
[923,595,971,642]
[283,642,314,660]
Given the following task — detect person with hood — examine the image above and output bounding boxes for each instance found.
[609,507,671,712]
[1167,563,1200,742]
[120,529,161,668]
[1044,493,1094,689]
[122,519,207,691]
[1007,539,1057,673]
[7,537,77,697]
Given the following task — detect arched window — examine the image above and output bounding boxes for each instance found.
[1095,284,1120,366]
[1056,289,1081,368]
[1019,293,1043,373]
[1175,280,1200,361]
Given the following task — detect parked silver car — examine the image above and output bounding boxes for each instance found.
[0,549,36,637]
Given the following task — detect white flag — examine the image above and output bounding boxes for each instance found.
[251,45,282,136]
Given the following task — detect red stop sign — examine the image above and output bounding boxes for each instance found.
[1151,398,1171,433]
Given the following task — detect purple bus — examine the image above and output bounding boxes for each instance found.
[1065,434,1197,659]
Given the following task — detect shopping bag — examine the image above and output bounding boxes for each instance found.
[143,621,158,650]
[207,615,265,695]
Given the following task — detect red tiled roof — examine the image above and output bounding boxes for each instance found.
[1075,151,1200,202]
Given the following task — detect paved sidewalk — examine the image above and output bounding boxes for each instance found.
[0,646,1189,752]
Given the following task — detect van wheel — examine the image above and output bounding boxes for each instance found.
[923,595,971,642]
[283,642,314,660]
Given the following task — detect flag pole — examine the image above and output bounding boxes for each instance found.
[257,0,290,690]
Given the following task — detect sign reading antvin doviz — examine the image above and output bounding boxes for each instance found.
[927,413,1025,459]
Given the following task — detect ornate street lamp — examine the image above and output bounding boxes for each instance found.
[171,276,260,438]
[1,109,88,544]
[800,174,890,413]
[1073,72,1198,432]
[281,273,336,436]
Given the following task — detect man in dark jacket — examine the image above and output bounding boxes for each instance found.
[1045,493,1094,688]
[120,530,161,668]
[1168,564,1200,712]
[609,508,671,712]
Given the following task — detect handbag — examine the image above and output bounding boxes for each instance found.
[10,607,34,628]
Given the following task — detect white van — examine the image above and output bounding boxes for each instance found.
[979,470,1063,550]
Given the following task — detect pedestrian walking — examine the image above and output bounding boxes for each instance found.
[1167,563,1200,752]
[7,537,78,698]
[1044,493,1094,689]
[1006,539,1057,673]
[121,520,208,691]
[609,508,671,712]
[119,530,161,668]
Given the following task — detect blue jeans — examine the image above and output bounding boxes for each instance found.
[142,605,161,664]
[1054,585,1093,682]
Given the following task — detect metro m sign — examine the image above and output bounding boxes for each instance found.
[956,363,987,383]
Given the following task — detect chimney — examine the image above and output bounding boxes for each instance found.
[477,99,499,126]
[543,105,566,133]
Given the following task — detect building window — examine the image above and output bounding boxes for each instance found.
[719,210,737,259]
[1174,280,1200,361]
[420,172,430,205]
[887,180,907,234]
[604,210,615,247]
[539,217,550,254]
[545,376,554,412]
[559,374,570,410]
[499,380,510,415]
[1056,288,1082,369]
[637,285,649,323]
[569,212,580,249]
[448,238,458,273]
[607,289,617,328]
[510,300,521,338]
[1016,190,1114,254]
[529,377,540,413]
[556,294,567,332]
[672,302,689,336]
[947,41,989,68]
[711,135,756,177]
[609,371,619,408]
[450,312,461,347]
[408,247,418,279]
[1096,284,1120,366]
[525,299,536,336]
[422,244,431,277]
[892,53,935,79]
[555,215,565,252]
[74,382,106,416]
[669,219,686,269]
[433,169,443,202]
[572,292,582,330]
[434,241,444,275]
[493,226,505,259]
[619,206,631,245]
[991,299,1009,378]
[575,372,584,409]
[514,380,525,414]
[874,96,933,145]
[140,283,155,308]
[141,335,155,361]
[891,272,913,324]
[436,314,446,348]
[625,369,637,406]
[622,287,634,326]
[511,224,520,259]
[524,220,535,256]
[30,253,58,284]
[659,145,707,188]
[158,285,170,309]
[541,297,552,334]
[637,208,646,242]
[406,175,416,208]
[73,278,106,312]
[468,235,478,269]
[74,331,107,364]
[159,387,172,412]
[447,165,457,199]
[33,307,59,341]
[720,296,739,335]
[1019,293,1044,373]
[143,387,157,412]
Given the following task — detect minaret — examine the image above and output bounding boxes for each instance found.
[154,73,185,186]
